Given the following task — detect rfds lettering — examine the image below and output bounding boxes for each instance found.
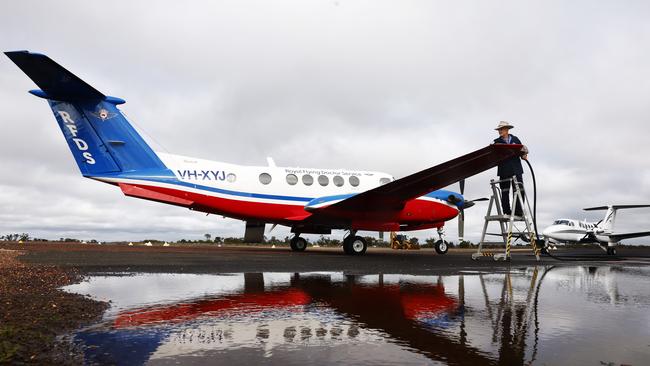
[57,110,96,164]
[177,170,227,181]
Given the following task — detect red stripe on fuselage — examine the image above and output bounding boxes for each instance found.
[118,182,458,230]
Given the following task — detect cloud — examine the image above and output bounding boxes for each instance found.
[1,0,649,243]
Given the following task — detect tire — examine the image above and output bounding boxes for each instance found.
[343,238,353,255]
[290,237,307,252]
[343,236,367,255]
[435,240,449,255]
[607,247,617,256]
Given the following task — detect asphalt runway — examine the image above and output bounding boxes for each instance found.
[6,242,650,275]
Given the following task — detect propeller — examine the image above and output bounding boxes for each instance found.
[451,179,488,243]
[580,219,603,242]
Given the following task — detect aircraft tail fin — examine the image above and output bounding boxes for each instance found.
[5,51,168,177]
[584,205,650,232]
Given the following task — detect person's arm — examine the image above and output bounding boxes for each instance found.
[514,136,528,160]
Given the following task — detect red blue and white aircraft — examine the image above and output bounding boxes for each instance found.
[5,51,523,255]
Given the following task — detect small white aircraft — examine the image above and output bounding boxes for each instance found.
[542,205,650,255]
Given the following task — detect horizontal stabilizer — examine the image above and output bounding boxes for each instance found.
[5,50,105,101]
[584,205,650,211]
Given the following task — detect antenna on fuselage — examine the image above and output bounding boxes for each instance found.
[266,157,276,167]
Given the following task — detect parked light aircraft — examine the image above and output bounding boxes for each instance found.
[6,51,523,255]
[542,205,650,255]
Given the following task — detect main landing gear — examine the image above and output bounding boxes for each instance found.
[606,246,617,256]
[343,231,367,255]
[290,235,308,252]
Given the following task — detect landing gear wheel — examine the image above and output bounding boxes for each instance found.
[607,247,617,256]
[343,236,367,255]
[290,237,307,252]
[434,240,449,255]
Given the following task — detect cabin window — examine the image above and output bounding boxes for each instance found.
[226,173,236,183]
[259,173,272,185]
[333,176,344,187]
[349,176,360,187]
[286,174,298,185]
[302,174,314,186]
[318,175,329,186]
[379,177,391,185]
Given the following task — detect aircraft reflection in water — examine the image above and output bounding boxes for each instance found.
[66,268,650,366]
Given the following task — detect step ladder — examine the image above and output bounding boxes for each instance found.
[472,177,541,261]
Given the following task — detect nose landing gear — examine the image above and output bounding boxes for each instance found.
[434,227,450,255]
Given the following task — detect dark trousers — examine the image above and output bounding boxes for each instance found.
[499,175,524,216]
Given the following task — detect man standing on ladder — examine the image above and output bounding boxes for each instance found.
[493,121,529,217]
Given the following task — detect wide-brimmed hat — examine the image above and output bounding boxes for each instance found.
[494,121,514,130]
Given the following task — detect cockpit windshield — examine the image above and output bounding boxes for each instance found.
[553,219,571,226]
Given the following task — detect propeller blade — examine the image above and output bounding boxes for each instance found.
[460,197,488,210]
[458,209,465,241]
[459,179,465,195]
[581,219,603,241]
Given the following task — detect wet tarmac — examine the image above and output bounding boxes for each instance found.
[64,266,650,365]
[15,243,650,275]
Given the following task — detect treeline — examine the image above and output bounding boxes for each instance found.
[0,233,51,242]
[0,234,97,243]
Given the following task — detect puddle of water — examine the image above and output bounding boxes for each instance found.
[63,266,650,365]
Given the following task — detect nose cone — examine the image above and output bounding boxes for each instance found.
[542,225,555,237]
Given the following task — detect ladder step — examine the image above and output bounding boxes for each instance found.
[485,215,526,221]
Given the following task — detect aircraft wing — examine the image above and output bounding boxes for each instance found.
[609,231,650,241]
[307,144,523,218]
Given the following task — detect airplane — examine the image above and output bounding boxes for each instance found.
[542,205,650,255]
[5,50,523,255]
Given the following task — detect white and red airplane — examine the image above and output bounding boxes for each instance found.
[5,51,522,255]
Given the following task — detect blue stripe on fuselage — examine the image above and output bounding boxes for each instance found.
[98,171,313,202]
[97,171,463,205]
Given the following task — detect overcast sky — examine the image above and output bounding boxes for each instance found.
[1,0,649,243]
